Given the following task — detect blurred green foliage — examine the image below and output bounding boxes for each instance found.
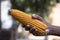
[10,0,60,20]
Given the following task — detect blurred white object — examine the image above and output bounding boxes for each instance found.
[1,0,13,30]
[17,24,22,33]
[28,34,45,40]
[48,35,60,40]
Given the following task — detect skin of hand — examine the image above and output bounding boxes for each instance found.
[22,14,51,36]
[22,14,60,36]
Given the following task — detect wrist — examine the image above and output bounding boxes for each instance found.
[44,24,55,35]
[47,25,55,35]
[47,25,60,36]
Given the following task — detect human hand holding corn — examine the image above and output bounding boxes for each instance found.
[22,14,50,36]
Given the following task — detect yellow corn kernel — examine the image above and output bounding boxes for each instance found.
[11,9,48,36]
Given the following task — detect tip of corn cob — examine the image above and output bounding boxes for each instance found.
[10,9,48,36]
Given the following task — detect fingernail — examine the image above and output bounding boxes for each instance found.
[25,25,30,31]
[32,14,36,16]
[29,27,38,36]
[26,25,30,27]
[32,29,38,36]
[32,14,37,18]
[29,27,35,33]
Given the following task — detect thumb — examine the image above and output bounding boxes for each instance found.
[32,14,44,22]
[32,14,50,27]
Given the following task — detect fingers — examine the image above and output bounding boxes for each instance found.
[32,14,44,22]
[25,25,31,31]
[22,24,38,36]
[29,27,38,36]
[22,25,31,31]
[29,27,35,33]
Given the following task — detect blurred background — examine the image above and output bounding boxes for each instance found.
[0,0,60,40]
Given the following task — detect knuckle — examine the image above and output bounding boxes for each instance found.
[25,26,30,31]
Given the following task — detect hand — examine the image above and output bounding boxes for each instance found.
[22,14,50,36]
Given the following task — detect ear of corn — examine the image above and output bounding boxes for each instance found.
[11,9,48,36]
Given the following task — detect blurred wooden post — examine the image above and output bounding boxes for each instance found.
[10,21,19,40]
[10,27,17,40]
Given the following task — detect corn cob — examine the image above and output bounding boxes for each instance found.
[11,9,48,36]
